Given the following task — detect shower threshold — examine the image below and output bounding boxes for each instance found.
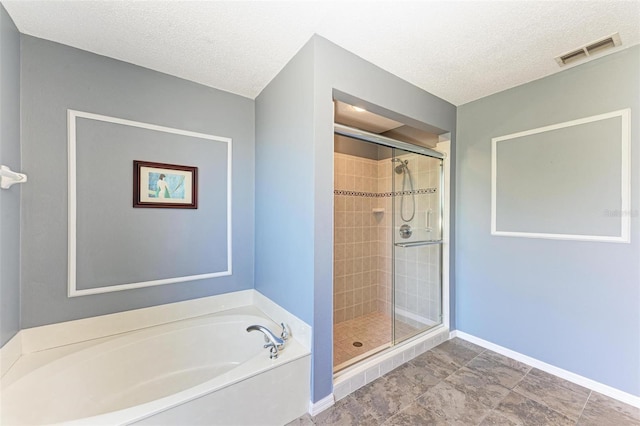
[333,322,442,373]
[333,311,433,372]
[334,342,389,373]
[333,324,449,402]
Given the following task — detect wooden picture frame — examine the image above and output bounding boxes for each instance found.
[133,160,198,209]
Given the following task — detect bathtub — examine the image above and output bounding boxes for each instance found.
[1,305,311,425]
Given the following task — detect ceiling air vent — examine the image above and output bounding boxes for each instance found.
[555,33,622,66]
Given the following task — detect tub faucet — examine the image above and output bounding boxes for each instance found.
[246,323,288,359]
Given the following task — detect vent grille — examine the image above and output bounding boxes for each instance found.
[555,33,622,66]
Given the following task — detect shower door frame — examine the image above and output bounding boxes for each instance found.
[333,123,451,350]
[391,147,444,345]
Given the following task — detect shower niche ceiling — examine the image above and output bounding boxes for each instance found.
[334,101,439,148]
[333,101,444,371]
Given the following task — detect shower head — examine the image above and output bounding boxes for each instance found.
[391,158,408,174]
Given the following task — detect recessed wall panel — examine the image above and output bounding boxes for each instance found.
[70,111,232,296]
[491,110,630,242]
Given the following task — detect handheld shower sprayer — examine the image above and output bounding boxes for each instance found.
[391,158,415,223]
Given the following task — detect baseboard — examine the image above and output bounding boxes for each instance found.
[451,330,640,409]
[0,331,22,378]
[308,394,335,416]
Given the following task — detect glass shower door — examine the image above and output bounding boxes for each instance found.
[391,148,443,344]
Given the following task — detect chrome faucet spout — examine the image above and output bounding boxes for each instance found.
[247,324,286,359]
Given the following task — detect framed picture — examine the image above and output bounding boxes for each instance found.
[133,160,198,208]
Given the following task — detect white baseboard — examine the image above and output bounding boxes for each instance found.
[308,394,334,416]
[451,330,640,409]
[0,332,22,378]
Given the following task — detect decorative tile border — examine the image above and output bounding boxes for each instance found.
[334,188,436,198]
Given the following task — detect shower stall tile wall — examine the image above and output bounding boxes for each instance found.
[333,150,442,328]
[334,153,381,323]
[392,153,442,329]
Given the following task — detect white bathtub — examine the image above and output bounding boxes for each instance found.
[1,306,311,425]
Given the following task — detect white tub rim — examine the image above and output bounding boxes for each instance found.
[2,306,310,425]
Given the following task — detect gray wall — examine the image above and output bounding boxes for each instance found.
[75,119,230,290]
[0,4,21,347]
[456,46,640,396]
[256,35,457,402]
[20,36,255,328]
[494,117,623,237]
[255,39,316,326]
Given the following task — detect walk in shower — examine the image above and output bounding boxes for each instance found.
[333,105,444,372]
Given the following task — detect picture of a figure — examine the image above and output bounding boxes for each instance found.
[134,160,197,209]
[148,172,186,200]
[156,174,171,198]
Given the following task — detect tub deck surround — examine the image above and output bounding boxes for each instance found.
[18,290,255,354]
[1,292,311,425]
[253,288,312,351]
[9,289,310,355]
[0,331,21,378]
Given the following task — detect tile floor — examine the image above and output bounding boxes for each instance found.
[291,338,640,425]
[334,312,420,370]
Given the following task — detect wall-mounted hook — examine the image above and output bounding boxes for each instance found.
[0,165,27,189]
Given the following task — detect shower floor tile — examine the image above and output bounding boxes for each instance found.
[334,311,420,370]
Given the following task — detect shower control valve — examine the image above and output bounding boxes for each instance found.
[399,224,412,239]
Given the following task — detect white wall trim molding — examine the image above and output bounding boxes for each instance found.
[452,330,640,408]
[308,394,335,416]
[491,108,631,243]
[20,290,254,354]
[67,109,233,297]
[0,332,22,378]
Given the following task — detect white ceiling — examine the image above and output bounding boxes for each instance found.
[3,1,639,105]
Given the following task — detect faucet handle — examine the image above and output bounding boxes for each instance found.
[280,323,289,341]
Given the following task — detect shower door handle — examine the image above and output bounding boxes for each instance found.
[394,240,443,248]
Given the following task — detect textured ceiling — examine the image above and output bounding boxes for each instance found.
[3,1,639,105]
